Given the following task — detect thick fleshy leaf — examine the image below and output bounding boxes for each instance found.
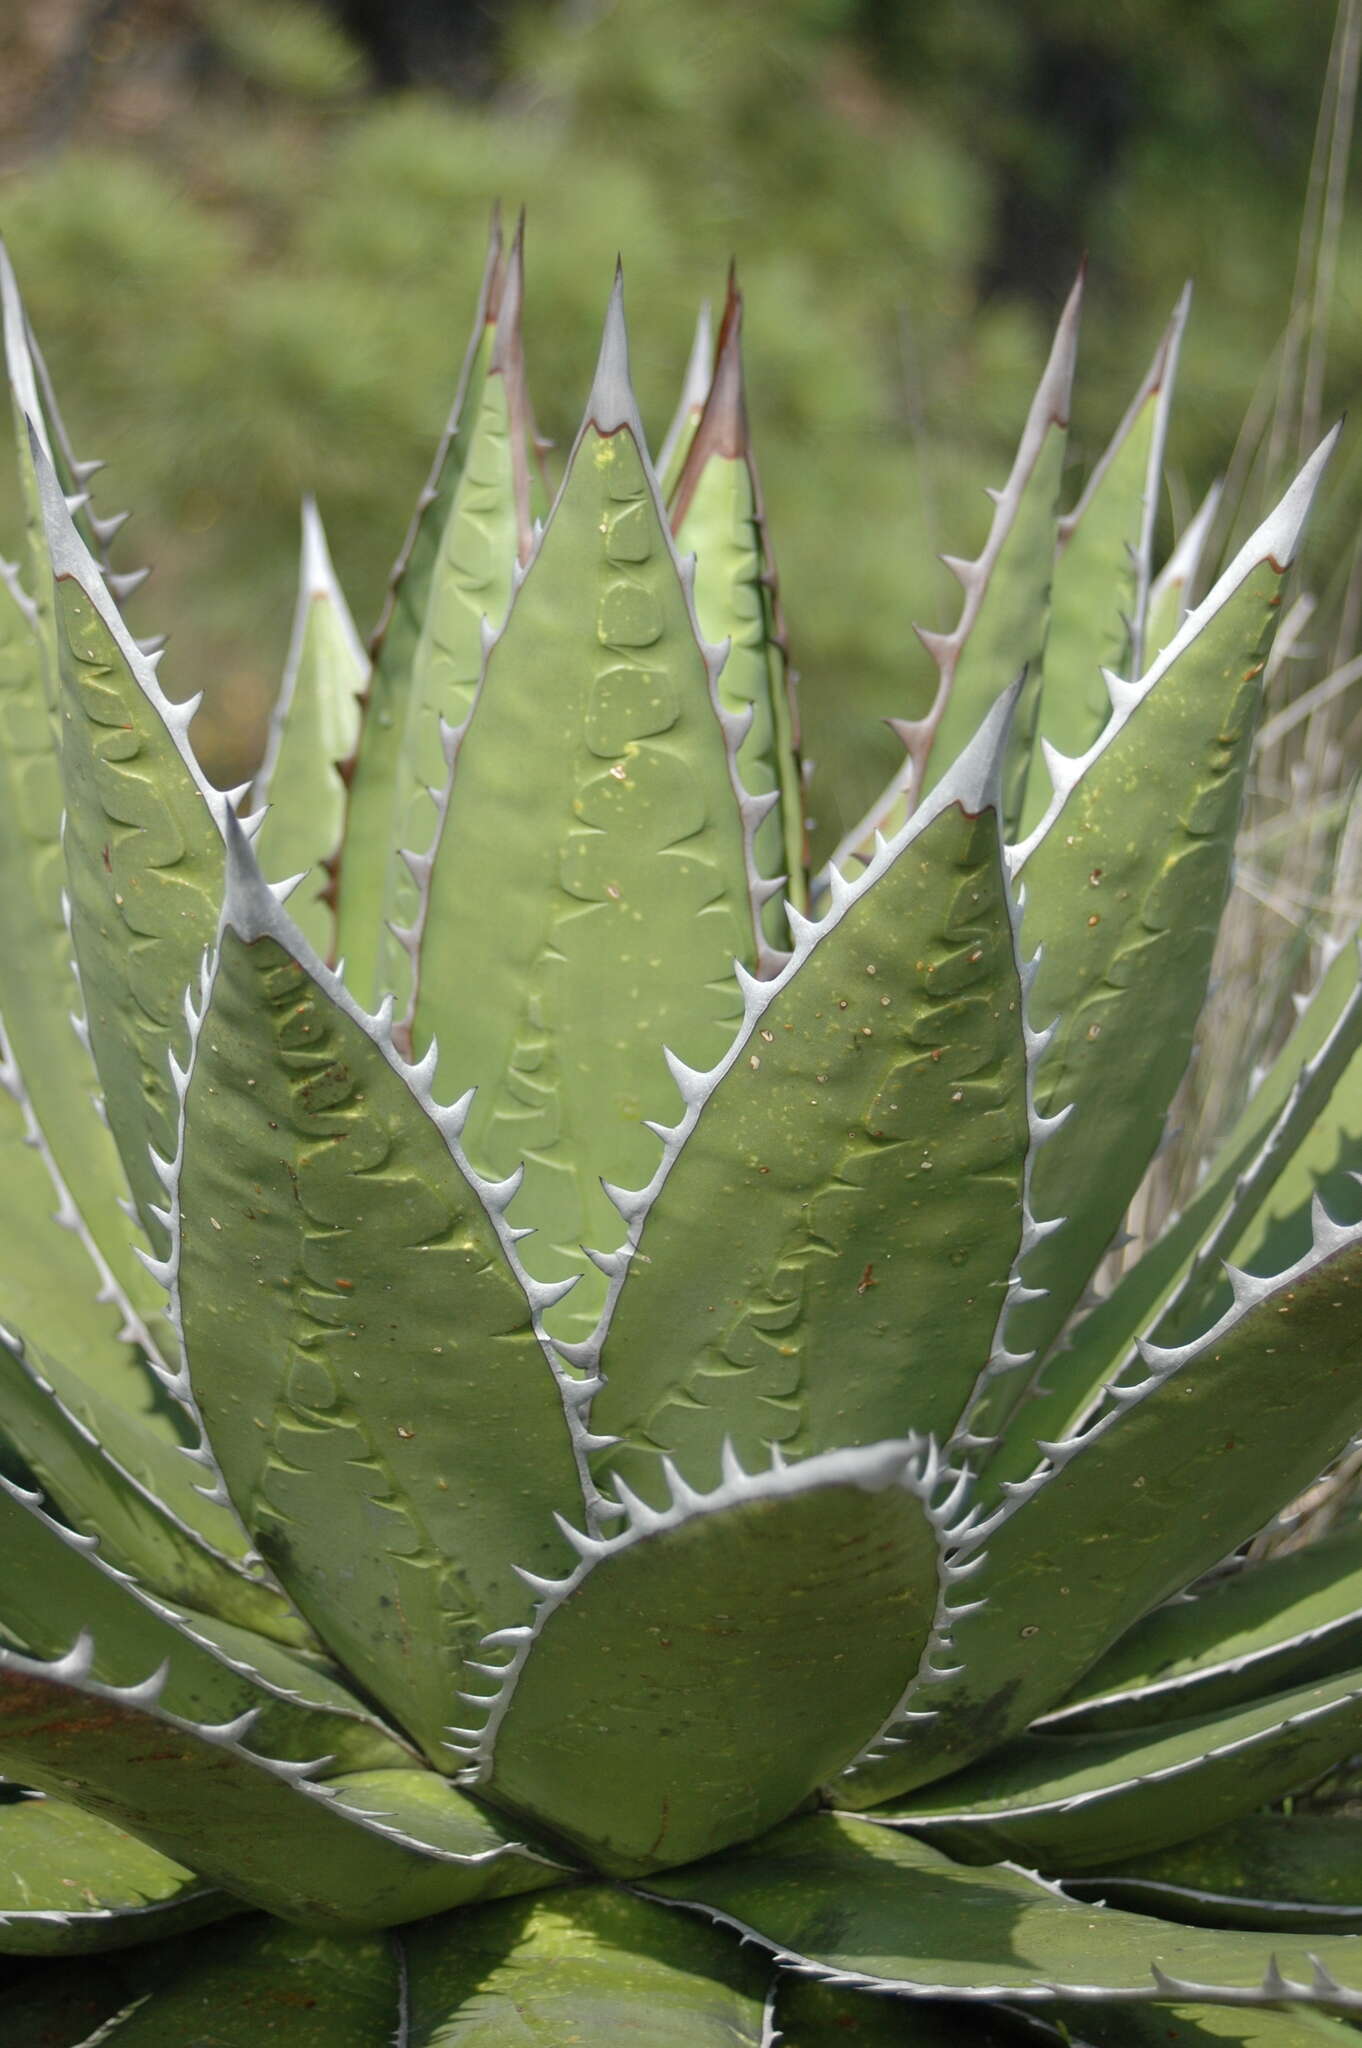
[0,1640,571,1928]
[1062,1813,1362,1934]
[588,689,1031,1505]
[0,1473,405,1773]
[642,1812,1362,2013]
[830,273,1080,868]
[0,556,167,1343]
[408,277,763,1339]
[657,300,714,500]
[989,930,1362,1488]
[170,821,591,1761]
[36,449,229,1263]
[335,215,504,1008]
[1047,1999,1354,2045]
[402,1886,768,2045]
[838,1207,1362,1801]
[474,1442,944,1877]
[60,1917,401,2046]
[984,428,1337,1415]
[1040,1525,1362,1733]
[250,499,366,957]
[870,1664,1362,1871]
[0,1322,304,1644]
[1019,290,1188,835]
[0,1796,231,1956]
[776,1979,1043,2046]
[377,226,531,1016]
[671,278,804,939]
[1144,482,1223,664]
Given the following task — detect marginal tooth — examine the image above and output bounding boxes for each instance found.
[601,1178,650,1226]
[720,1439,746,1488]
[107,565,150,603]
[476,1164,524,1213]
[663,1045,710,1099]
[512,1565,569,1600]
[552,1512,608,1561]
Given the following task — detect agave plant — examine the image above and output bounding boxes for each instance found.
[3,217,1362,2047]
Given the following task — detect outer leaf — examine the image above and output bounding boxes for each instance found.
[0,1472,405,1773]
[408,277,763,1337]
[988,929,1362,1488]
[840,1206,1362,1801]
[0,555,167,1342]
[0,1639,570,1929]
[473,1442,944,1877]
[1145,482,1223,663]
[0,1020,165,1433]
[829,272,1081,868]
[172,820,589,1760]
[250,499,366,957]
[870,1664,1362,1871]
[1062,1813,1362,1933]
[403,1886,769,2045]
[587,688,1031,1505]
[0,1323,304,1645]
[984,428,1337,1417]
[1020,288,1188,835]
[0,1797,231,1956]
[657,300,714,500]
[59,1917,402,2046]
[37,449,229,1262]
[334,214,503,1007]
[1039,1524,1362,1733]
[378,225,531,1017]
[643,1811,1362,2014]
[776,1979,1043,2046]
[1047,2000,1354,2045]
[671,277,805,938]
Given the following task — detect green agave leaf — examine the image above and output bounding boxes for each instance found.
[0,554,169,1350]
[670,277,805,938]
[587,687,1032,1504]
[989,927,1362,1486]
[0,1638,571,1928]
[776,1978,1045,2046]
[1047,2000,1354,2045]
[1020,288,1188,836]
[870,1663,1362,1871]
[830,272,1081,869]
[377,223,532,1020]
[839,1203,1362,1802]
[171,817,589,1761]
[32,1916,402,2046]
[643,1811,1362,2014]
[402,1887,769,2045]
[473,1440,944,1877]
[1039,1524,1362,1733]
[1062,1813,1362,1934]
[0,1018,167,1437]
[1144,482,1223,667]
[657,299,715,501]
[34,444,229,1268]
[0,1472,405,1773]
[335,214,503,1007]
[407,274,765,1339]
[0,1322,304,1645]
[978,427,1339,1441]
[0,1796,232,1956]
[250,499,366,958]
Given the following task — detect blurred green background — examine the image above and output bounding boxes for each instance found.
[0,0,1357,855]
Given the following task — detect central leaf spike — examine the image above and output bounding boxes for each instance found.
[405,266,768,1341]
